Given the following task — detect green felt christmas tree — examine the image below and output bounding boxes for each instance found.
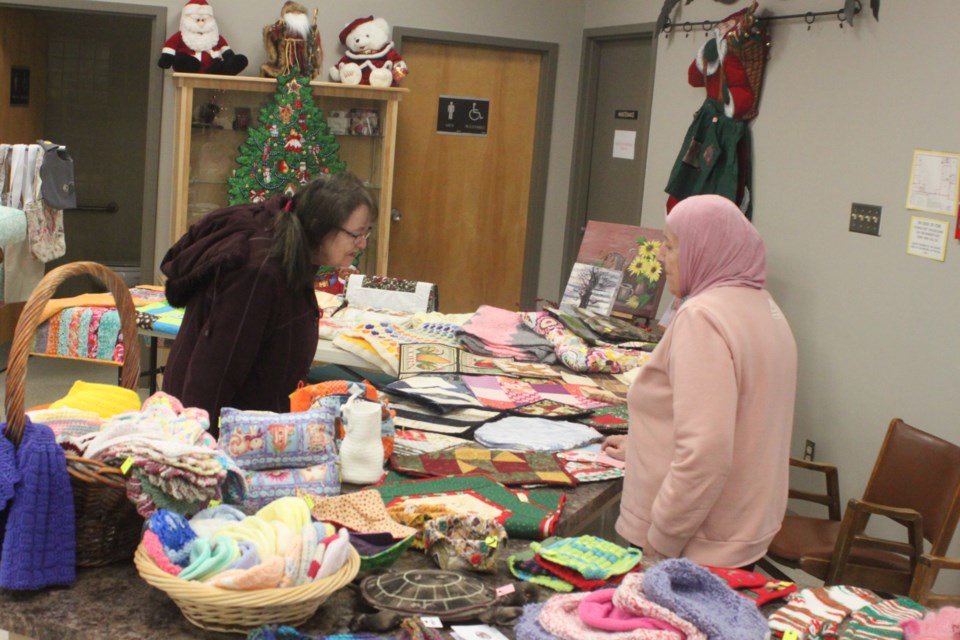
[227,69,346,205]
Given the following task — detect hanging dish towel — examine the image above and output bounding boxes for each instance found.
[23,142,66,263]
[0,144,45,302]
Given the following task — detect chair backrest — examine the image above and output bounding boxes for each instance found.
[862,418,960,554]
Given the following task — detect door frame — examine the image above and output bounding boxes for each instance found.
[562,23,657,286]
[0,0,166,283]
[393,27,557,310]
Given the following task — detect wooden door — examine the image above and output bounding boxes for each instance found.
[389,40,541,313]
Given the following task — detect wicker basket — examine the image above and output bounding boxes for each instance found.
[3,261,144,567]
[134,543,361,634]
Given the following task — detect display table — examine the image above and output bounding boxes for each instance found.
[0,479,622,640]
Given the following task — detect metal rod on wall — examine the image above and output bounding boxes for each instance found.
[660,0,873,36]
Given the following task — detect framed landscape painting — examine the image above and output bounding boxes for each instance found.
[567,221,667,322]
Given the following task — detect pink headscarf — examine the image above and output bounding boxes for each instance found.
[667,194,766,298]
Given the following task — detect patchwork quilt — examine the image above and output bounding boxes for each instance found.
[389,447,578,487]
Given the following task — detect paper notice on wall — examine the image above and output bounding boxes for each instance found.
[613,129,637,160]
[906,216,949,261]
[906,150,960,215]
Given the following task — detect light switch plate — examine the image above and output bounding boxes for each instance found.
[850,203,882,236]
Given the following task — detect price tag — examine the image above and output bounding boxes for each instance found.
[484,535,499,548]
[420,616,443,628]
[303,494,315,509]
[495,583,515,597]
[120,457,134,474]
[783,631,799,640]
[208,499,221,507]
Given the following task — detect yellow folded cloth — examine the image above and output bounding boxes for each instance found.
[48,380,141,419]
[256,496,312,534]
[217,515,277,561]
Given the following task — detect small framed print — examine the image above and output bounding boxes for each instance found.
[327,109,350,135]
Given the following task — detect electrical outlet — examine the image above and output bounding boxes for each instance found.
[850,203,882,236]
[804,439,816,461]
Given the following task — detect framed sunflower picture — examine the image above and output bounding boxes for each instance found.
[566,221,668,322]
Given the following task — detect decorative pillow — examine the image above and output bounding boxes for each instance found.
[289,380,395,461]
[242,463,340,511]
[219,407,335,471]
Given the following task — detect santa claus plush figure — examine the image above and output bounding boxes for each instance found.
[158,0,248,75]
[261,1,322,79]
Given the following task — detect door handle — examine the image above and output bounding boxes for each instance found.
[391,208,402,222]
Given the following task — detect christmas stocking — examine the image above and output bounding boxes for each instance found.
[705,565,797,606]
[768,585,881,639]
[839,597,926,640]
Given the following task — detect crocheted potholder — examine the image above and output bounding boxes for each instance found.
[359,569,497,622]
[531,535,641,580]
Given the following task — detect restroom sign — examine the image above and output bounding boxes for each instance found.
[437,96,489,136]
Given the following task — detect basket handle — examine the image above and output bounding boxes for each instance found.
[4,261,141,447]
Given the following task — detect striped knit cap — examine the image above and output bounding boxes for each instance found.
[839,597,926,640]
[768,585,881,639]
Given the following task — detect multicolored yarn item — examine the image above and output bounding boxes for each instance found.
[508,548,574,592]
[642,558,768,640]
[839,597,926,640]
[705,565,797,606]
[767,585,882,639]
[147,508,197,567]
[141,530,183,576]
[530,535,641,580]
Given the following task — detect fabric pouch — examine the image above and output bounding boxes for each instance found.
[39,142,77,210]
[219,406,336,471]
[242,463,340,511]
[422,514,507,573]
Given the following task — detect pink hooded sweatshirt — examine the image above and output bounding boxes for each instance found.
[615,195,798,568]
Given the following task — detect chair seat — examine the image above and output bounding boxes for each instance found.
[768,515,841,564]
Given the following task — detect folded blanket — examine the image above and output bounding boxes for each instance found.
[0,417,76,590]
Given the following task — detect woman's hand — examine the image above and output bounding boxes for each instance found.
[601,435,627,461]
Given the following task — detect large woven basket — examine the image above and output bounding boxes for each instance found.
[3,261,144,567]
[134,543,361,634]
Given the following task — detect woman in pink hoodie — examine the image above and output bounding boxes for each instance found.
[602,194,797,569]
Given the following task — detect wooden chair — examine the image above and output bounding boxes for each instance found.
[908,554,960,607]
[764,418,960,596]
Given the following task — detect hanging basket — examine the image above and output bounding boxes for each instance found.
[134,543,360,634]
[3,261,144,567]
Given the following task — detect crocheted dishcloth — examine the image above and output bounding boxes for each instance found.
[530,535,641,580]
[507,548,574,592]
[839,597,925,640]
[141,530,183,576]
[768,585,882,638]
[642,558,769,640]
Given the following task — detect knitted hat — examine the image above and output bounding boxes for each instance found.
[515,602,562,640]
[768,586,882,639]
[0,417,76,590]
[539,592,691,640]
[182,0,212,17]
[147,509,197,567]
[141,529,183,576]
[839,597,925,640]
[642,558,768,640]
[339,16,374,45]
[579,587,677,633]
[705,565,797,606]
[613,573,708,639]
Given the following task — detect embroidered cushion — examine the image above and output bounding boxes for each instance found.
[218,407,335,471]
[243,463,340,511]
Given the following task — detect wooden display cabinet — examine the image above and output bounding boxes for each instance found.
[170,72,406,274]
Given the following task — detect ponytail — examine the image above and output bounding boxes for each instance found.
[270,200,312,289]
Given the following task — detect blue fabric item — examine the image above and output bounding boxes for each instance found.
[0,417,77,590]
[0,433,19,552]
[147,509,197,567]
[642,558,768,640]
[227,541,261,571]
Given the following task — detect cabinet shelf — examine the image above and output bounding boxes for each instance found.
[171,72,407,274]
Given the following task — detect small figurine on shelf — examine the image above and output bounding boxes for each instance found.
[158,0,248,75]
[329,16,408,87]
[261,1,323,79]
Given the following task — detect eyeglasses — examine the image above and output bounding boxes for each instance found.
[338,226,372,243]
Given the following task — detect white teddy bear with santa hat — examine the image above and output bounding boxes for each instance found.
[158,0,247,75]
[329,16,408,87]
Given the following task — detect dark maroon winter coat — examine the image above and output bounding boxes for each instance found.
[161,196,319,434]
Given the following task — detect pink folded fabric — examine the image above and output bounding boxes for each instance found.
[208,555,285,590]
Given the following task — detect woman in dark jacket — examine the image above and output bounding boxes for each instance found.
[160,172,375,434]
